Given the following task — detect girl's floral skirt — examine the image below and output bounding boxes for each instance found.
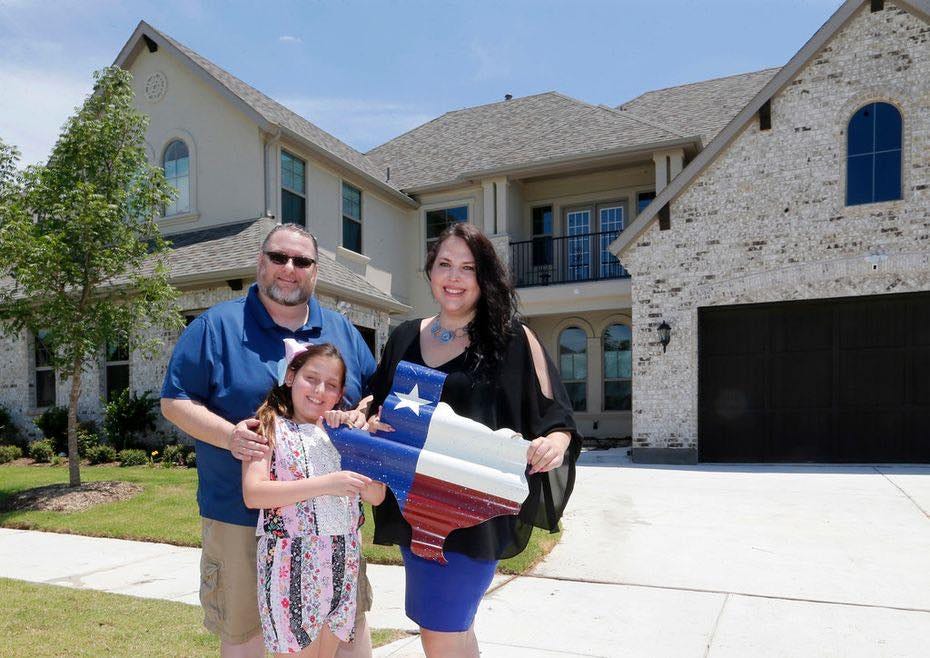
[257,533,359,653]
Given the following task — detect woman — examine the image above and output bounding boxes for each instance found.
[368,222,582,657]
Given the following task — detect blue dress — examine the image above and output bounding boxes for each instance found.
[368,319,581,631]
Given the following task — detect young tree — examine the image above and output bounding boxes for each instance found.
[0,66,182,486]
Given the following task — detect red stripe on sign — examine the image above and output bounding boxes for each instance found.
[402,472,522,564]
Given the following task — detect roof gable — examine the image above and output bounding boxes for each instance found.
[115,21,417,208]
[610,0,930,260]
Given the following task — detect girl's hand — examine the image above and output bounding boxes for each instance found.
[527,432,571,474]
[323,470,372,496]
[322,409,367,429]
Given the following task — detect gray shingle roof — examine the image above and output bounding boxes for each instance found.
[158,218,406,310]
[367,92,689,191]
[617,68,780,146]
[136,23,408,201]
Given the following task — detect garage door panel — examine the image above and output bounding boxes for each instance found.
[911,347,930,405]
[909,300,930,346]
[837,299,907,349]
[769,412,833,461]
[702,353,767,411]
[770,352,832,408]
[701,309,770,355]
[700,412,768,462]
[837,411,907,461]
[772,305,833,352]
[838,350,905,407]
[906,411,930,461]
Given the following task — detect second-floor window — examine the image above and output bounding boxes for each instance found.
[847,102,902,206]
[564,201,625,281]
[532,206,553,267]
[425,205,467,253]
[163,140,190,216]
[281,150,306,225]
[342,182,362,253]
[34,330,55,408]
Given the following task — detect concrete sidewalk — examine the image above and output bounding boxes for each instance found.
[2,449,929,657]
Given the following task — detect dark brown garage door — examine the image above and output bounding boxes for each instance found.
[698,291,930,462]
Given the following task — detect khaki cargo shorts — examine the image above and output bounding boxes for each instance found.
[200,518,372,645]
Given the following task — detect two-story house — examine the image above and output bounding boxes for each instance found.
[5,0,928,462]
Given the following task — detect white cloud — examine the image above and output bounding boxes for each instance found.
[0,64,92,166]
[278,35,302,44]
[279,97,434,151]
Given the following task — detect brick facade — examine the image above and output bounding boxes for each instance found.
[624,3,930,454]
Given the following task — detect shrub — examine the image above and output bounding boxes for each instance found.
[104,390,158,451]
[160,444,188,467]
[76,429,102,458]
[117,448,147,467]
[87,444,117,465]
[0,405,26,451]
[29,440,54,463]
[0,445,23,464]
[184,451,196,468]
[34,406,69,454]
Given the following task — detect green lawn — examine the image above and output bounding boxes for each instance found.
[0,578,406,656]
[0,464,560,572]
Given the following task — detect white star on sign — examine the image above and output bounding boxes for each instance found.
[393,384,430,416]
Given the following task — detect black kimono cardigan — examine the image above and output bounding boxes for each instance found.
[368,318,583,560]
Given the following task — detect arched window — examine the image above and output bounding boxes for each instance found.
[559,327,587,411]
[163,140,190,215]
[846,102,902,206]
[603,324,632,411]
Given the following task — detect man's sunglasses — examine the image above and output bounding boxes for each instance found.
[263,251,316,269]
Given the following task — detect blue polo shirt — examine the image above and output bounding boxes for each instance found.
[161,284,376,526]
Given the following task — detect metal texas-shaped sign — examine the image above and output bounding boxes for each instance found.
[327,361,530,564]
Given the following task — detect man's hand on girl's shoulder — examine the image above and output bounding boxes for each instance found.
[230,418,270,461]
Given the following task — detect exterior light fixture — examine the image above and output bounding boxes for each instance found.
[657,321,671,353]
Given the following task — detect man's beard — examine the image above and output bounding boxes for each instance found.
[261,281,310,306]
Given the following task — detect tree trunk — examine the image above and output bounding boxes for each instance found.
[67,357,82,487]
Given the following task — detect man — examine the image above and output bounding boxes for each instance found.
[161,224,375,658]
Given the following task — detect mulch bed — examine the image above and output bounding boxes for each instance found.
[1,481,143,513]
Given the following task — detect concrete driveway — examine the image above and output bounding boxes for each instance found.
[507,450,930,657]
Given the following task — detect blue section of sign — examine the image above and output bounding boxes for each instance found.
[328,424,421,508]
[328,361,448,509]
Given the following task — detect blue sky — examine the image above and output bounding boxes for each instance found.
[1,0,842,166]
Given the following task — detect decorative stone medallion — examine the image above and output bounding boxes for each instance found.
[144,72,167,103]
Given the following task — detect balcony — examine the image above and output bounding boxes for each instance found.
[510,231,629,288]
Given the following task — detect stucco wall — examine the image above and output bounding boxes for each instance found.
[129,46,266,232]
[622,3,930,452]
[517,166,654,241]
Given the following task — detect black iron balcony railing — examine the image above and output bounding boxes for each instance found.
[510,230,629,288]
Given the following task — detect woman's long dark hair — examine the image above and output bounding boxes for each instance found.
[256,343,346,448]
[425,223,518,377]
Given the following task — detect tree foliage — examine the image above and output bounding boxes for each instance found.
[0,66,183,486]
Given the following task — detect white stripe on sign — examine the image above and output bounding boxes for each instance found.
[416,402,529,503]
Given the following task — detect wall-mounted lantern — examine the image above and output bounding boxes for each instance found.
[657,321,671,353]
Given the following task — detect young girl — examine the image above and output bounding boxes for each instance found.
[242,340,386,658]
